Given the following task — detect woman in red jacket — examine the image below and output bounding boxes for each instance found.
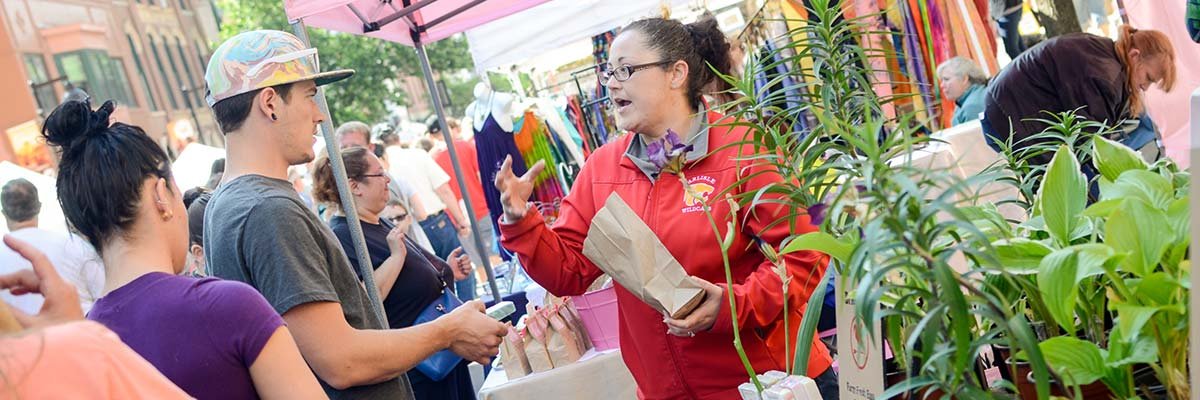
[495,17,835,400]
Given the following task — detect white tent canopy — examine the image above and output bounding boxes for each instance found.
[464,0,701,72]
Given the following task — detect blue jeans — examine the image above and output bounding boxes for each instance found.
[997,8,1025,59]
[420,212,461,260]
[421,212,474,300]
[455,272,477,301]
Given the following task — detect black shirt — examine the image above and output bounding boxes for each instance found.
[328,216,475,399]
[329,216,451,329]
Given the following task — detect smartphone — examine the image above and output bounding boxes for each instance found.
[486,301,516,321]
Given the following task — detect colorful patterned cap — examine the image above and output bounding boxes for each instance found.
[204,30,353,107]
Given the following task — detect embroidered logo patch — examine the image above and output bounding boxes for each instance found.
[682,175,716,213]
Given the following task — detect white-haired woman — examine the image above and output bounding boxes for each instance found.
[937,57,989,127]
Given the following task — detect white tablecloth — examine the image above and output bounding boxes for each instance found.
[891,121,1026,223]
[478,350,637,400]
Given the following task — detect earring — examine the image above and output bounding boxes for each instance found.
[271,113,278,121]
[162,210,173,220]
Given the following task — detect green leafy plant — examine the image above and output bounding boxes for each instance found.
[1019,139,1191,399]
[703,0,1057,398]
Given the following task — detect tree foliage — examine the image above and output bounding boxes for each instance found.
[214,0,476,125]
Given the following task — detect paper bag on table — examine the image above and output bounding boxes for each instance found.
[500,324,531,380]
[544,307,584,366]
[523,304,555,373]
[582,193,705,319]
[560,299,593,353]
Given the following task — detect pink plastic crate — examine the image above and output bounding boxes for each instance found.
[572,286,620,351]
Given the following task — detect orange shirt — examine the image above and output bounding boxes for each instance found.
[0,321,192,399]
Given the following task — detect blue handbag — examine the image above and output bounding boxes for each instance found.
[413,275,465,381]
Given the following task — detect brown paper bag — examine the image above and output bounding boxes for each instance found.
[544,295,591,355]
[544,308,584,366]
[500,325,531,380]
[523,305,555,373]
[582,193,705,319]
[560,299,593,353]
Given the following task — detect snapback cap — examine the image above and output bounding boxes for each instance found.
[204,30,354,107]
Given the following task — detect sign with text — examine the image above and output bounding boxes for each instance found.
[837,282,884,399]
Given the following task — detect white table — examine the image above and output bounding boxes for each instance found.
[478,350,637,400]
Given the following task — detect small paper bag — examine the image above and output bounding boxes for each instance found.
[523,304,555,373]
[582,193,705,319]
[500,325,531,380]
[559,299,593,353]
[544,307,583,366]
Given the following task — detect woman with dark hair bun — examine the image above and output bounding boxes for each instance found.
[43,99,326,400]
[495,17,836,399]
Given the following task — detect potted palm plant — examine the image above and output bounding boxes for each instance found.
[705,0,1055,398]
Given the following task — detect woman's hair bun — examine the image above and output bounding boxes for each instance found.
[42,99,115,149]
[685,17,732,82]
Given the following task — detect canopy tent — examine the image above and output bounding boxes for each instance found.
[285,0,549,46]
[282,0,554,330]
[464,0,749,73]
[0,162,66,235]
[171,143,226,192]
[463,0,695,72]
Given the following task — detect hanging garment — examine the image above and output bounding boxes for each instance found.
[475,114,528,261]
[565,97,593,157]
[519,112,567,223]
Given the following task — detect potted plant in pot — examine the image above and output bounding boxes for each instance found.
[702,0,1058,398]
[1005,137,1190,399]
[978,106,1190,399]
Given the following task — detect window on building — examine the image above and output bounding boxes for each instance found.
[109,58,137,107]
[173,39,201,107]
[194,41,208,73]
[163,37,190,108]
[149,37,180,109]
[52,50,136,107]
[22,54,57,114]
[126,34,160,111]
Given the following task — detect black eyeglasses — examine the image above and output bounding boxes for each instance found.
[359,173,387,180]
[600,60,673,84]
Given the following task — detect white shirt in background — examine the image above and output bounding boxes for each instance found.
[0,228,105,314]
[386,146,452,215]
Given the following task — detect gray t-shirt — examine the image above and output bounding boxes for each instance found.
[204,174,412,400]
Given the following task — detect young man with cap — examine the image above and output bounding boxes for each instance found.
[202,30,506,400]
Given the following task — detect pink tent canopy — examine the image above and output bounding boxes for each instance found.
[284,0,550,46]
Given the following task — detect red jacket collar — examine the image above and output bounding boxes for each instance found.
[616,110,737,172]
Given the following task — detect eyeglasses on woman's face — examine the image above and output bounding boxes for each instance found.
[599,60,673,85]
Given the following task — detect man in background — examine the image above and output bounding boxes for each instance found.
[0,178,104,314]
[386,128,473,299]
[427,118,494,299]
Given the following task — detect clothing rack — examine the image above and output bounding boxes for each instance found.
[565,63,611,151]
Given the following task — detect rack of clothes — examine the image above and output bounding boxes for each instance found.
[468,89,587,260]
[738,0,998,132]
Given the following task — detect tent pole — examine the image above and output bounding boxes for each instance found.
[290,20,390,328]
[413,38,503,303]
